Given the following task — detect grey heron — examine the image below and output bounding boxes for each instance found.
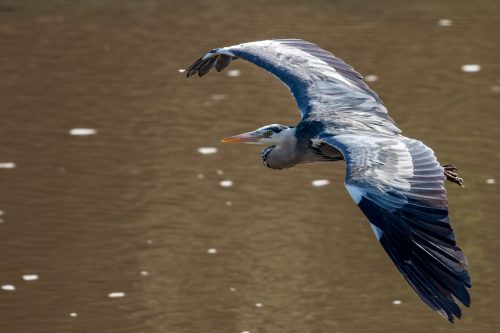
[186,39,470,322]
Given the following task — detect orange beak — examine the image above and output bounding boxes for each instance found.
[220,132,260,143]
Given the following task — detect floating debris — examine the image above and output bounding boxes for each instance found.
[0,162,15,169]
[365,75,378,82]
[69,128,97,136]
[486,178,496,184]
[438,19,452,26]
[140,270,149,276]
[311,179,330,187]
[255,303,263,307]
[107,292,126,298]
[226,69,241,77]
[241,331,251,333]
[392,300,402,305]
[22,274,39,281]
[69,312,78,317]
[1,284,15,291]
[219,180,233,188]
[461,64,481,73]
[207,248,218,254]
[178,69,186,73]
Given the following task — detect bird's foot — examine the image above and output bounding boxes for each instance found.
[443,164,464,187]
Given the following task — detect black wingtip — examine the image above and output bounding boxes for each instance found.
[185,56,203,78]
[185,50,238,78]
[215,54,232,72]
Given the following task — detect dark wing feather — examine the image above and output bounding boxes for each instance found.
[185,51,234,77]
[322,134,471,322]
[215,54,232,72]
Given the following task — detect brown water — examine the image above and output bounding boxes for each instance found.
[1,0,499,332]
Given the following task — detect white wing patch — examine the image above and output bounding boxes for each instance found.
[310,138,323,148]
[369,223,384,240]
[345,183,365,204]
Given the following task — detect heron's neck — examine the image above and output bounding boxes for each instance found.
[261,128,299,169]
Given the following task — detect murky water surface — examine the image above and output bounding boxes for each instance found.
[1,1,499,332]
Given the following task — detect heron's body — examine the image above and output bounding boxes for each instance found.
[186,39,470,322]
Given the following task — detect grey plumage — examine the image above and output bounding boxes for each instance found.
[186,39,470,322]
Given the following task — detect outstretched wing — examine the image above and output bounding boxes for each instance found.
[322,134,471,323]
[185,39,400,135]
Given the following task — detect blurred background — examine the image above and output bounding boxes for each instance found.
[1,0,499,332]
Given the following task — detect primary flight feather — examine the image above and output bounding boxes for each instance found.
[185,39,470,322]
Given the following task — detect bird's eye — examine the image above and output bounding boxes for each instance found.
[263,130,273,138]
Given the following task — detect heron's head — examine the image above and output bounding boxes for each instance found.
[221,124,293,145]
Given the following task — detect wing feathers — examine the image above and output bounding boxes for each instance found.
[186,50,236,77]
[323,135,471,322]
[185,39,399,134]
[215,54,232,71]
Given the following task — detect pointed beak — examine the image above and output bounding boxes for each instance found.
[220,131,260,143]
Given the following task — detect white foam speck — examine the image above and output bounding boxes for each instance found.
[241,331,251,333]
[207,248,217,254]
[491,85,500,93]
[197,173,205,179]
[178,69,186,73]
[0,219,4,224]
[0,162,16,169]
[0,210,3,216]
[146,239,153,245]
[219,180,233,188]
[69,312,78,317]
[438,19,452,26]
[1,285,15,291]
[22,274,39,281]
[211,94,226,101]
[226,69,241,77]
[365,75,378,82]
[140,270,149,276]
[486,178,496,184]
[461,64,481,73]
[255,303,263,307]
[69,128,97,136]
[392,300,402,305]
[197,147,218,155]
[225,201,232,206]
[312,179,330,187]
[217,169,224,175]
[108,292,126,298]
[229,287,236,292]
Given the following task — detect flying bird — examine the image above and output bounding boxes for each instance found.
[185,39,470,322]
